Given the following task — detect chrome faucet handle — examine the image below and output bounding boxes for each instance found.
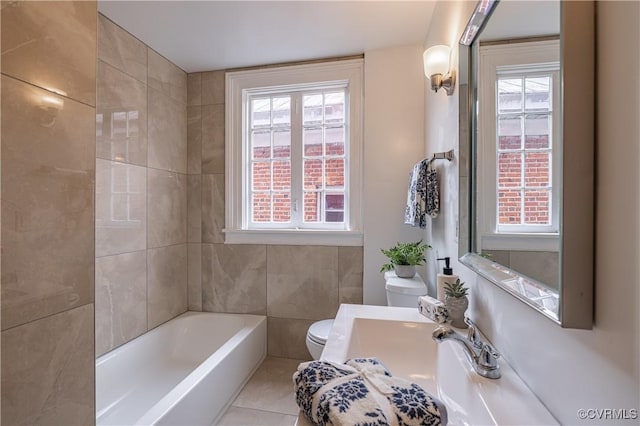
[476,343,501,378]
[464,317,483,349]
[481,343,500,358]
[478,343,500,368]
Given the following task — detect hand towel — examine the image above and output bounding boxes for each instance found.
[293,358,448,426]
[405,159,440,229]
[424,162,440,219]
[419,295,449,324]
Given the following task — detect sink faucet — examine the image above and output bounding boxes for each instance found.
[432,317,501,379]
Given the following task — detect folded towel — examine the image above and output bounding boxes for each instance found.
[419,295,449,324]
[294,358,448,426]
[405,159,440,229]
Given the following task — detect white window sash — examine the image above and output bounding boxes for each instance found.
[478,41,560,249]
[246,89,348,230]
[226,59,363,245]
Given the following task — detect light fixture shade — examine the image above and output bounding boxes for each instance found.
[423,45,451,77]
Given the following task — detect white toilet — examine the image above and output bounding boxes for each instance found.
[383,271,429,307]
[305,319,335,360]
[305,272,428,360]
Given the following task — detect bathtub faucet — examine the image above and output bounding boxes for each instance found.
[431,317,501,379]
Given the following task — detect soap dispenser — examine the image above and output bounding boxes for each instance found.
[436,257,458,302]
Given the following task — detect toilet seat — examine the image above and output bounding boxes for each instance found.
[307,319,334,345]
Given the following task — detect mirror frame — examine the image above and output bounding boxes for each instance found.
[458,0,595,329]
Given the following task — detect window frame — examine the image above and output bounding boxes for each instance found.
[246,88,348,230]
[478,40,561,252]
[225,59,363,246]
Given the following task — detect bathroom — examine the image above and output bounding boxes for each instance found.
[0,0,638,425]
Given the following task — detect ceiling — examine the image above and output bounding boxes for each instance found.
[479,0,559,41]
[98,1,437,73]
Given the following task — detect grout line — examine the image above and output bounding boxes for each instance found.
[97,58,146,86]
[264,355,307,362]
[227,405,299,418]
[0,72,97,109]
[1,302,94,333]
[146,53,150,333]
[96,157,147,170]
[145,161,187,174]
[147,241,189,251]
[96,247,148,260]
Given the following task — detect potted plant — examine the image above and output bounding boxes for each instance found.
[380,240,431,278]
[444,278,469,328]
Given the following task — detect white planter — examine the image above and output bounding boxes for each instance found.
[445,296,469,328]
[394,265,416,278]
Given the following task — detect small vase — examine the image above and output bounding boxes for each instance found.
[445,296,469,328]
[394,265,416,278]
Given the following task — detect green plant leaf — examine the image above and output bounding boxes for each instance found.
[444,278,468,297]
[379,240,431,271]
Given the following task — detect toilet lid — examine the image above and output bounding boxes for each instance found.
[308,319,334,344]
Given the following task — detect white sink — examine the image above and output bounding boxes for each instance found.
[319,304,558,426]
[346,318,439,391]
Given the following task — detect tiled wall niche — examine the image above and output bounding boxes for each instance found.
[187,70,364,360]
[95,14,188,356]
[1,2,97,424]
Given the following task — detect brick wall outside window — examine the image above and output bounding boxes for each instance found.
[250,91,346,225]
[497,135,551,225]
[496,75,553,227]
[252,143,345,222]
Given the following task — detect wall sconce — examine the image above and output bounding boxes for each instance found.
[423,45,455,96]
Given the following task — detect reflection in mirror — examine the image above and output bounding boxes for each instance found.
[458,0,595,328]
[476,2,560,292]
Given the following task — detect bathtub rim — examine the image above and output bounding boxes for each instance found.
[96,311,265,367]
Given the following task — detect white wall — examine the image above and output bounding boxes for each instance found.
[362,45,426,305]
[424,1,640,424]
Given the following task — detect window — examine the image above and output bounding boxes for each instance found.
[496,73,556,232]
[226,60,363,245]
[478,40,560,251]
[248,90,347,228]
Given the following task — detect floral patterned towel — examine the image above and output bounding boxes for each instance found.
[293,358,448,426]
[404,159,440,228]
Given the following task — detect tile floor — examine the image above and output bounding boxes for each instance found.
[217,356,306,425]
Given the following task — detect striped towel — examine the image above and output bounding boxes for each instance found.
[293,358,448,426]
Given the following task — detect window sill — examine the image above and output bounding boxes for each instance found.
[223,229,363,246]
[480,233,559,251]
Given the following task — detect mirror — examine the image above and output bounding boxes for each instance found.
[458,0,595,328]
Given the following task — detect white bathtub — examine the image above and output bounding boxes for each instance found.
[96,311,267,425]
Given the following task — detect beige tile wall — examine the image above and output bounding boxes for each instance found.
[187,70,364,359]
[95,14,188,357]
[95,251,147,355]
[1,2,97,424]
[96,61,147,165]
[2,75,96,330]
[147,245,188,329]
[202,244,267,315]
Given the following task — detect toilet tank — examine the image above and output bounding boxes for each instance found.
[384,272,428,308]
